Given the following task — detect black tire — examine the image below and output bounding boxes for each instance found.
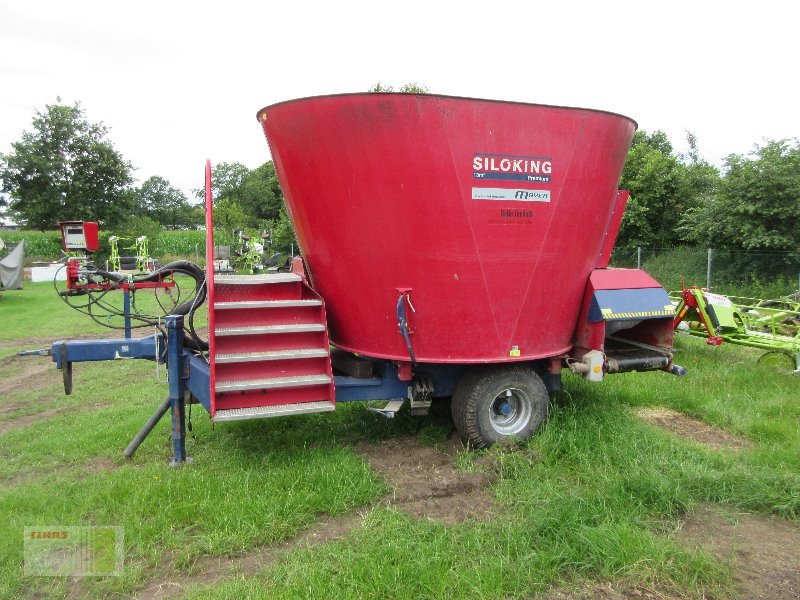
[451,365,549,449]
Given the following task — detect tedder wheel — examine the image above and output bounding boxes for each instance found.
[757,350,797,373]
[451,365,548,449]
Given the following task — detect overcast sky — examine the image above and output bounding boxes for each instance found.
[1,1,797,199]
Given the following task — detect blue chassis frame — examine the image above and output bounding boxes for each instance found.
[50,315,482,465]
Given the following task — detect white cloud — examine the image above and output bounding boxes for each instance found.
[1,0,797,197]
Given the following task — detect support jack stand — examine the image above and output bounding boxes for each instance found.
[122,315,192,466]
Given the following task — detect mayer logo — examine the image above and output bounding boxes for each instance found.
[473,154,552,183]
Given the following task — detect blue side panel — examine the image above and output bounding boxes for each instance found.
[414,364,468,398]
[333,362,468,402]
[589,288,675,322]
[334,376,407,402]
[186,353,211,412]
[334,361,409,402]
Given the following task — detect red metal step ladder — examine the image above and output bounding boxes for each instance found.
[210,274,335,422]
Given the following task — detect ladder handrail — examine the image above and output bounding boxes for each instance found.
[205,159,216,416]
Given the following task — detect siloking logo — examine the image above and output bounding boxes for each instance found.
[473,153,552,183]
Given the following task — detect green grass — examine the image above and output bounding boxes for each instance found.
[0,287,798,598]
[0,280,206,341]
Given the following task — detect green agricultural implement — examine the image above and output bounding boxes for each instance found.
[108,235,123,271]
[672,286,800,372]
[109,235,154,272]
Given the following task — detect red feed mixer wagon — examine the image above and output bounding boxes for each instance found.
[27,93,682,464]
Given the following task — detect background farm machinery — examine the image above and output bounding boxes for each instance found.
[213,228,290,275]
[20,94,689,465]
[108,234,157,273]
[672,285,800,371]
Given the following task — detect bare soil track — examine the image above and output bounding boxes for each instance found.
[544,582,688,599]
[545,502,800,600]
[131,435,498,599]
[676,503,800,599]
[356,434,498,524]
[0,354,58,397]
[636,407,752,451]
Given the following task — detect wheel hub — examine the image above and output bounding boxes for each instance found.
[488,387,532,436]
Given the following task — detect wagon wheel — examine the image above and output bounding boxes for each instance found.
[756,350,797,373]
[451,365,548,448]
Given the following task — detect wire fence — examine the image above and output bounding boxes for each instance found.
[610,247,800,298]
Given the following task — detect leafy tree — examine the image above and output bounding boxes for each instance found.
[117,214,162,249]
[195,161,250,205]
[368,82,430,93]
[238,161,284,224]
[0,100,133,229]
[212,197,249,230]
[134,175,192,229]
[682,139,800,251]
[369,82,395,92]
[617,130,720,250]
[264,207,297,254]
[197,160,287,229]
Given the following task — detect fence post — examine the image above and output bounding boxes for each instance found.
[637,246,642,270]
[707,248,713,289]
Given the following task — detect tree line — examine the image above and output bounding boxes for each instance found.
[2,98,798,257]
[0,100,290,243]
[617,130,799,253]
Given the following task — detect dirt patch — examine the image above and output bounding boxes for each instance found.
[132,436,497,599]
[675,503,800,599]
[136,511,364,600]
[0,401,27,415]
[0,454,120,491]
[544,582,687,599]
[636,407,751,451]
[356,435,498,524]
[0,354,59,396]
[0,332,117,396]
[83,456,117,476]
[0,336,57,351]
[0,401,110,436]
[0,406,70,435]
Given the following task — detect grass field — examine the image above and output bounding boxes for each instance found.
[1,282,799,599]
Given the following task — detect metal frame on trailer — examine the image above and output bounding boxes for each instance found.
[41,315,483,464]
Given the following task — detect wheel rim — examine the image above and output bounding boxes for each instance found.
[757,350,797,372]
[487,387,533,436]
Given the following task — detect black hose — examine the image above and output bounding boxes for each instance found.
[135,261,207,316]
[56,260,209,351]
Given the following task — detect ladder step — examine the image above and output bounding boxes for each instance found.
[215,299,322,309]
[215,324,326,336]
[216,349,329,363]
[215,273,300,285]
[214,401,335,422]
[216,374,331,392]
